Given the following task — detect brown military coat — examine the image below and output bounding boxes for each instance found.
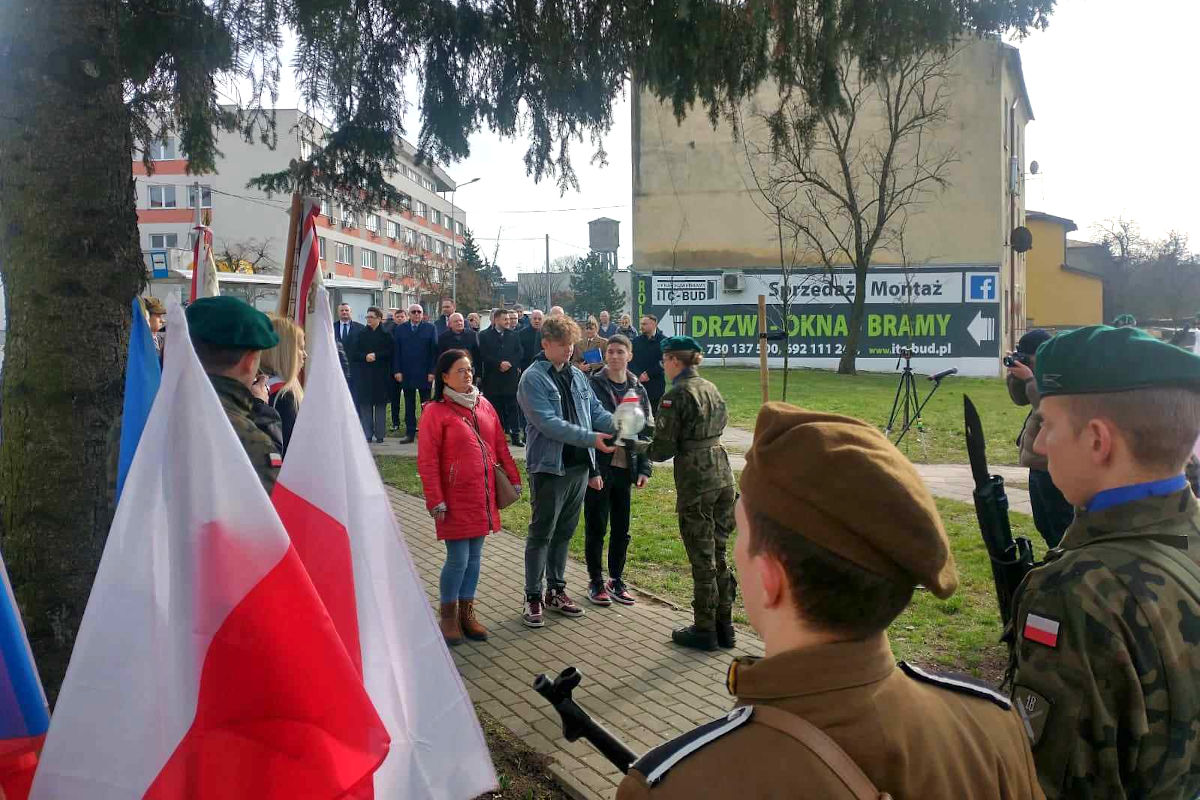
[617,634,1044,799]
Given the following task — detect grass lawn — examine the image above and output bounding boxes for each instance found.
[378,456,1043,681]
[703,366,1025,465]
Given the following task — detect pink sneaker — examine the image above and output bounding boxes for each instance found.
[588,580,612,606]
[606,579,636,606]
[545,589,585,618]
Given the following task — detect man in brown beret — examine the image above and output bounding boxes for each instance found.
[617,403,1044,799]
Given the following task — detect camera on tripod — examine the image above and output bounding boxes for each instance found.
[886,345,958,446]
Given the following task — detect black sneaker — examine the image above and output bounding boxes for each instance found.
[717,622,736,649]
[671,625,718,651]
[522,597,545,628]
[545,589,585,617]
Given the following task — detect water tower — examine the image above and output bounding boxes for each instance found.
[588,217,620,270]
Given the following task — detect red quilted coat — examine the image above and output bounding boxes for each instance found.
[417,395,521,540]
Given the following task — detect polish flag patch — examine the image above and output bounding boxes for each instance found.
[1024,613,1060,648]
[661,399,672,408]
[269,453,283,468]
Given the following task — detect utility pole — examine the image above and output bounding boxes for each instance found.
[545,234,551,311]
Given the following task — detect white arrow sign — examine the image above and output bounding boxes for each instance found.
[967,312,996,346]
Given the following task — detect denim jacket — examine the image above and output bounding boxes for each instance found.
[517,360,615,476]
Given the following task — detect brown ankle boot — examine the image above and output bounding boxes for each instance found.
[458,599,489,642]
[440,601,464,646]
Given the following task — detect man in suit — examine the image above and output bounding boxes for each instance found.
[434,297,455,337]
[631,314,667,411]
[479,307,526,446]
[334,303,365,386]
[514,304,531,330]
[383,308,407,429]
[392,303,439,443]
[597,310,618,339]
[437,312,481,370]
[519,309,544,370]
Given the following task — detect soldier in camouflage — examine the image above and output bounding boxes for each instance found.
[646,336,736,651]
[186,296,285,494]
[1010,324,1200,799]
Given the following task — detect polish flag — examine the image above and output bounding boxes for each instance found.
[189,224,219,301]
[1023,613,1060,648]
[274,286,497,798]
[30,299,389,799]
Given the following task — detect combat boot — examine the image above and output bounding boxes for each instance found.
[717,622,736,649]
[671,625,718,652]
[439,601,464,646]
[458,599,489,642]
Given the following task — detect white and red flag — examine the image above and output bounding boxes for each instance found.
[295,200,323,328]
[189,224,219,301]
[273,285,497,798]
[30,299,389,799]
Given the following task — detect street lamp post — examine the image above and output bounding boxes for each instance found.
[449,176,481,304]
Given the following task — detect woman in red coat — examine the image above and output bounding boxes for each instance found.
[418,348,521,646]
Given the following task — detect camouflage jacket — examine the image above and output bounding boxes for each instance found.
[647,368,734,504]
[1010,489,1200,799]
[209,375,285,495]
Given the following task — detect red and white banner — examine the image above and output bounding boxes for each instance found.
[189,225,218,301]
[274,286,497,798]
[296,200,323,328]
[30,299,389,799]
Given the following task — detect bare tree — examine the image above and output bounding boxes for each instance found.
[768,47,958,374]
[215,237,279,274]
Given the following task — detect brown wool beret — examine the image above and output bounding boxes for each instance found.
[740,403,958,599]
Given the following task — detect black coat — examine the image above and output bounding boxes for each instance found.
[478,326,525,398]
[519,325,543,370]
[631,330,666,398]
[588,371,653,483]
[437,328,481,370]
[348,325,395,405]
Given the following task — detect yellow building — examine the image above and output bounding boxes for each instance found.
[631,37,1035,374]
[1024,211,1105,329]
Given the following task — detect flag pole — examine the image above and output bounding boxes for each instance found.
[279,192,303,319]
[758,294,769,403]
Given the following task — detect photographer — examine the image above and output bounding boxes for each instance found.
[1006,328,1072,547]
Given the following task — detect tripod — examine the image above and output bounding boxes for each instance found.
[885,351,922,442]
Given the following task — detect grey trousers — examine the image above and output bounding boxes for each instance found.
[358,403,387,441]
[524,464,589,598]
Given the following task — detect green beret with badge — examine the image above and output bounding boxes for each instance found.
[185,295,279,350]
[660,335,702,353]
[1034,324,1200,397]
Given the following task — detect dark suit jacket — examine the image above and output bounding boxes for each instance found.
[631,330,666,399]
[519,325,543,370]
[393,321,439,390]
[334,319,365,348]
[437,328,481,370]
[434,314,451,337]
[478,326,524,398]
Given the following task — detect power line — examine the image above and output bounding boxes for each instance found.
[492,203,629,214]
[208,186,293,214]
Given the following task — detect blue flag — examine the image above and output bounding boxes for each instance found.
[116,297,162,502]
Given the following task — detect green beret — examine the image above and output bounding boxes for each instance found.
[1035,325,1200,397]
[186,296,279,350]
[660,335,702,353]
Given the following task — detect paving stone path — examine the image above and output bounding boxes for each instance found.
[390,487,764,800]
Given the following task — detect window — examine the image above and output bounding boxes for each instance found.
[386,220,400,239]
[360,249,377,269]
[366,213,380,234]
[431,209,442,227]
[149,185,177,209]
[404,228,415,247]
[336,242,353,264]
[414,201,427,218]
[321,197,335,219]
[318,237,327,260]
[398,193,412,211]
[382,254,398,273]
[341,206,356,228]
[149,233,178,249]
[433,241,442,257]
[187,184,212,208]
[148,137,176,160]
[300,139,315,161]
[421,234,432,252]
[455,221,464,236]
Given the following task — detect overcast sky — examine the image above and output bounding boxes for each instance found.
[273,0,1198,279]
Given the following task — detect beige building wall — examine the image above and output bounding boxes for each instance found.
[632,36,1032,347]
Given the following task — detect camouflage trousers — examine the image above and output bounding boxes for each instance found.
[678,485,737,630]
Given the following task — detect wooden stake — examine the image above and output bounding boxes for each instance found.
[758,294,769,403]
[278,192,303,318]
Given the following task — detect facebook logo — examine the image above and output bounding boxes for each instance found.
[968,275,997,302]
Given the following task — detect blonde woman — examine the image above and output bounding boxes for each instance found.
[260,315,307,451]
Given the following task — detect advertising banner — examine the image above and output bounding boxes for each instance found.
[634,267,1002,376]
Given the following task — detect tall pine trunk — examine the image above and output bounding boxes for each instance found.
[837,264,869,375]
[0,0,141,693]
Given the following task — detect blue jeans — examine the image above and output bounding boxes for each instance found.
[441,536,485,604]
